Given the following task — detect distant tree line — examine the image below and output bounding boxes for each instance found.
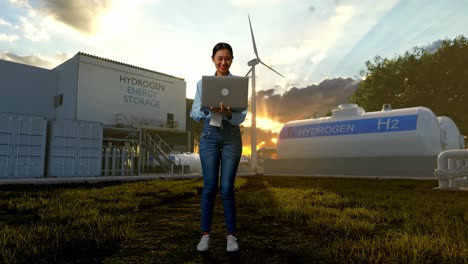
[351,35,468,135]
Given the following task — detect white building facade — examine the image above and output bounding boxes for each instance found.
[53,53,186,129]
[0,53,189,178]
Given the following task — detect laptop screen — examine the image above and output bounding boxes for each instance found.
[201,76,249,111]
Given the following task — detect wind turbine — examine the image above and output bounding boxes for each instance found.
[245,14,285,172]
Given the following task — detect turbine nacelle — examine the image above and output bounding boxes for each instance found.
[247,58,260,67]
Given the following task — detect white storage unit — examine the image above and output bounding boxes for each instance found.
[170,152,202,173]
[47,119,103,177]
[0,113,47,179]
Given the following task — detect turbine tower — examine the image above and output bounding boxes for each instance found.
[245,15,285,172]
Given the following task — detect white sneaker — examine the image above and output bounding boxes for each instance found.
[226,235,239,252]
[197,234,210,251]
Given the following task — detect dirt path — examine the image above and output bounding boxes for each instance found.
[102,190,324,263]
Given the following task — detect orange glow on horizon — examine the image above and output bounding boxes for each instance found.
[241,110,283,155]
[257,141,266,149]
[243,113,283,133]
[241,114,283,156]
[242,146,252,156]
[242,141,267,156]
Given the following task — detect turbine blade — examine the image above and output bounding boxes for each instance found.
[248,14,259,58]
[245,67,253,77]
[260,61,285,79]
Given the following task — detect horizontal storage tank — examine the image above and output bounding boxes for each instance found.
[277,104,462,159]
[438,116,464,149]
[47,119,103,177]
[170,152,202,173]
[0,113,47,179]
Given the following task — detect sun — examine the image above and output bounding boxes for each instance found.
[92,0,135,41]
[243,113,283,133]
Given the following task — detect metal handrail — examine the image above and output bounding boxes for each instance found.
[144,133,171,173]
[153,134,172,154]
[116,113,183,174]
[142,131,183,173]
[116,113,139,128]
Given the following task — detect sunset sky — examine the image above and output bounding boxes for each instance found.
[1,0,467,102]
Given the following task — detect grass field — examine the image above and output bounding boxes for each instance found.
[1,176,467,263]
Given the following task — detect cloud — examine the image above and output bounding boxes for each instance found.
[37,0,113,34]
[0,52,63,68]
[0,34,19,42]
[231,0,282,7]
[270,45,317,66]
[261,2,358,90]
[256,77,359,123]
[54,52,72,63]
[18,17,49,41]
[26,0,154,39]
[0,19,18,42]
[0,19,12,27]
[422,39,444,53]
[6,0,141,39]
[274,1,401,87]
[330,5,355,27]
[8,0,31,9]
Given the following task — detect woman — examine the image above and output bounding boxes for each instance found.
[190,42,247,252]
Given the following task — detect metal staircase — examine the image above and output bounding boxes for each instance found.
[116,113,183,174]
[141,132,184,174]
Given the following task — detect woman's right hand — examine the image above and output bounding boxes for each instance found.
[210,102,232,118]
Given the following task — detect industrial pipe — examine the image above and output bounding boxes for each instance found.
[434,149,468,189]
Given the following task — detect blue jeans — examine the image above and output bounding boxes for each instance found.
[199,119,242,234]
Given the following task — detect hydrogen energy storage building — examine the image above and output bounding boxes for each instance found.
[0,52,190,179]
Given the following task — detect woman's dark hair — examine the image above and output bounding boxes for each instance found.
[212,42,233,58]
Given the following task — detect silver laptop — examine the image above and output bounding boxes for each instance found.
[201,76,249,111]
